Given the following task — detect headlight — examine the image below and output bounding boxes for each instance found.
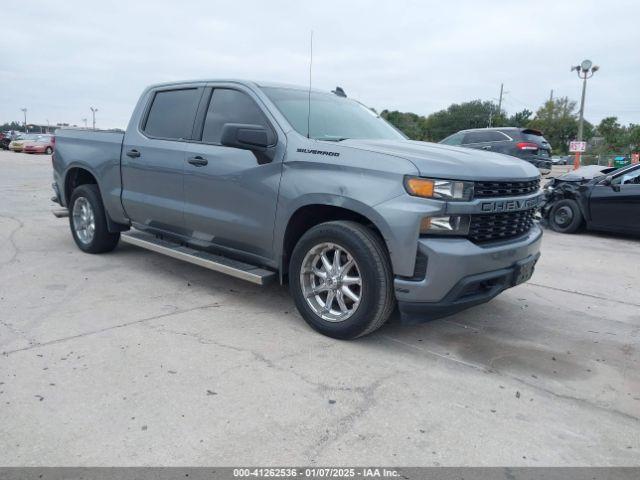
[404,177,474,201]
[420,215,470,236]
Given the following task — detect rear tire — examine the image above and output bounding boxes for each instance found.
[549,199,583,233]
[45,147,53,155]
[289,221,395,339]
[69,184,120,253]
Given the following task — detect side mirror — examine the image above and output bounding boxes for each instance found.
[602,175,613,186]
[220,123,274,150]
[220,123,276,164]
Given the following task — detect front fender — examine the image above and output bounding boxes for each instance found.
[274,192,444,278]
[274,193,397,263]
[541,183,590,221]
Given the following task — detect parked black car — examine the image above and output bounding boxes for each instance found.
[439,127,553,174]
[541,164,640,235]
[0,132,11,150]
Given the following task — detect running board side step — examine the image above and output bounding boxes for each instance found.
[120,231,276,286]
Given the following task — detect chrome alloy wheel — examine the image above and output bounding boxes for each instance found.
[300,242,362,322]
[72,197,96,245]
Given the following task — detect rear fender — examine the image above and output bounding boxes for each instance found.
[63,162,130,233]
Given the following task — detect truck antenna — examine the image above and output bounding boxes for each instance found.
[307,30,313,139]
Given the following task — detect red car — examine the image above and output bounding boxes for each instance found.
[23,134,55,154]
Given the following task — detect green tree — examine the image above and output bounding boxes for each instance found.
[627,124,640,152]
[527,97,589,154]
[0,121,23,132]
[423,100,506,141]
[382,100,509,142]
[380,110,428,140]
[509,109,532,127]
[596,117,627,152]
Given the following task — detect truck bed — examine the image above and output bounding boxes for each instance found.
[53,128,126,222]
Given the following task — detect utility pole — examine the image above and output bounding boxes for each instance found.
[571,60,599,169]
[21,108,27,132]
[549,89,554,103]
[82,118,88,129]
[497,83,504,116]
[90,107,98,130]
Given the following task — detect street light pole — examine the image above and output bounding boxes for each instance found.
[571,60,599,169]
[577,74,588,142]
[21,108,27,132]
[90,107,98,130]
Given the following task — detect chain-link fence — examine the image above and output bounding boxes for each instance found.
[567,154,633,167]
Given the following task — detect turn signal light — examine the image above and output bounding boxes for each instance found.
[405,178,434,198]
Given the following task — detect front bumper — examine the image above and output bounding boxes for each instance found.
[394,224,542,322]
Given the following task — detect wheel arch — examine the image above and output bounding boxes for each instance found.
[277,196,394,283]
[63,164,129,233]
[63,165,99,205]
[548,185,591,222]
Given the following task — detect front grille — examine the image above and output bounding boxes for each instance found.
[469,208,536,243]
[474,179,540,198]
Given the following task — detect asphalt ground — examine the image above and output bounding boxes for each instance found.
[1,150,638,466]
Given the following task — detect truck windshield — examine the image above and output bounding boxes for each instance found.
[261,87,405,141]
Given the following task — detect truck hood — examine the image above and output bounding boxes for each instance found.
[340,139,540,181]
[555,165,615,182]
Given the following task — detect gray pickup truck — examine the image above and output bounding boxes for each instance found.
[52,80,542,339]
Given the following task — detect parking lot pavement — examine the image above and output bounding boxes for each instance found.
[548,164,573,178]
[0,150,638,466]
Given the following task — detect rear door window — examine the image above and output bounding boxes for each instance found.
[462,131,489,144]
[440,132,464,146]
[484,131,509,142]
[201,89,272,144]
[144,88,201,140]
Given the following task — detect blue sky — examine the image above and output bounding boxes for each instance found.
[2,0,638,129]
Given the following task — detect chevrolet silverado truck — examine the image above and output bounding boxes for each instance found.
[51,80,542,339]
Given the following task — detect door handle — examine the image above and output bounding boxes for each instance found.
[126,149,141,158]
[188,156,208,167]
[481,145,492,150]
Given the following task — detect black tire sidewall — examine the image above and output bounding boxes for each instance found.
[45,147,53,155]
[550,199,583,233]
[69,184,119,253]
[289,222,391,339]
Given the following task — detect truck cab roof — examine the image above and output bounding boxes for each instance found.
[145,79,328,94]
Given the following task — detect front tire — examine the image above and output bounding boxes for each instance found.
[69,184,120,253]
[289,221,395,339]
[549,199,583,233]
